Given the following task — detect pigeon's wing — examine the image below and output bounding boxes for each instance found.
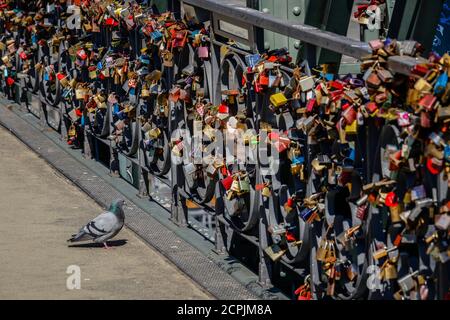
[84,212,119,236]
[68,211,119,243]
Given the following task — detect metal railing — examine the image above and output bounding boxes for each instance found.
[2,0,448,300]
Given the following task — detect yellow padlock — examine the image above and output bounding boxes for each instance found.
[414,78,433,92]
[345,120,357,135]
[270,92,288,108]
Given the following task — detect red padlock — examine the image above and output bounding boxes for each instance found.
[56,73,66,81]
[76,49,87,60]
[259,73,269,86]
[218,103,229,114]
[221,176,234,191]
[6,77,14,86]
[285,231,297,242]
[385,191,398,207]
[285,197,294,208]
[427,157,442,175]
[306,98,316,112]
[268,131,280,141]
[366,101,378,114]
[75,108,83,117]
[105,17,119,27]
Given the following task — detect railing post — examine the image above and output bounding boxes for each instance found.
[137,108,149,198]
[213,183,227,254]
[258,206,272,288]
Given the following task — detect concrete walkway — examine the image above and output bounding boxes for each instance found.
[0,126,211,300]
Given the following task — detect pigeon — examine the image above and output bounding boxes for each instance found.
[68,199,126,249]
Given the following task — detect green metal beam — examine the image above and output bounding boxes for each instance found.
[388,0,444,54]
[318,0,355,68]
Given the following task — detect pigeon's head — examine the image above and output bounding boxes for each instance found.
[114,199,126,209]
[110,199,126,213]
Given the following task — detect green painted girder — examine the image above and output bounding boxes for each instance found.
[388,0,444,55]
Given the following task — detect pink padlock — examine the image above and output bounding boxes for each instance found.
[198,46,209,59]
[397,112,410,127]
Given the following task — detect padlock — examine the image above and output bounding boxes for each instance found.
[366,72,381,88]
[284,197,295,214]
[435,72,449,95]
[389,204,402,223]
[148,128,161,140]
[373,246,398,261]
[259,73,269,86]
[295,76,313,92]
[221,176,234,191]
[205,164,217,177]
[245,53,260,68]
[377,69,393,82]
[381,260,398,281]
[261,185,271,198]
[299,207,317,223]
[316,239,329,262]
[270,92,288,107]
[172,141,184,157]
[324,241,337,263]
[398,271,419,293]
[198,46,209,59]
[163,51,174,67]
[415,78,433,92]
[264,244,287,262]
[238,175,250,193]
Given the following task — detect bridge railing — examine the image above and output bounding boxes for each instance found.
[1,0,448,300]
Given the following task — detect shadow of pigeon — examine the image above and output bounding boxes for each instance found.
[68,239,128,248]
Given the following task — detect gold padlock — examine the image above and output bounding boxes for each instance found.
[148,128,161,139]
[261,185,272,198]
[291,163,301,175]
[264,244,287,262]
[68,124,76,137]
[389,204,402,223]
[316,239,328,262]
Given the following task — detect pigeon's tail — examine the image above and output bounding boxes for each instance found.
[67,230,92,243]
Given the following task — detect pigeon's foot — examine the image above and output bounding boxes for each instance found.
[103,242,111,249]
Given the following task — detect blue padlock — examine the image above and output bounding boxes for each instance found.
[445,145,450,163]
[434,72,448,95]
[245,54,261,68]
[139,55,150,65]
[299,207,314,222]
[150,84,159,94]
[324,73,334,81]
[113,103,120,114]
[44,72,50,81]
[292,156,305,165]
[349,148,355,161]
[150,30,163,42]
